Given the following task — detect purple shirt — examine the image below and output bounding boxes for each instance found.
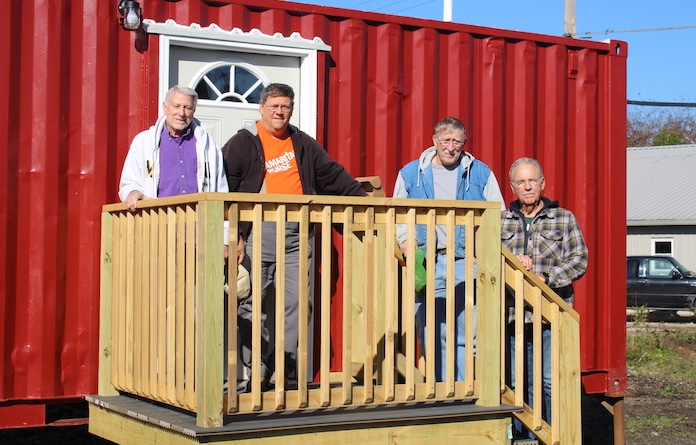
[158,124,199,197]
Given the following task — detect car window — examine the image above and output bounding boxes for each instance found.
[627,259,640,278]
[646,258,675,278]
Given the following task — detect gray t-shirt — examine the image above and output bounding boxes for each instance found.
[432,163,459,250]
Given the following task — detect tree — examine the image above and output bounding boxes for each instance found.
[627,106,696,147]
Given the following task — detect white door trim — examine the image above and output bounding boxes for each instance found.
[144,20,330,138]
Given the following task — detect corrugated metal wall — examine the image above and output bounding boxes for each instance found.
[1,0,113,407]
[0,0,627,422]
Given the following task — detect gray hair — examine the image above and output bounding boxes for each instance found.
[165,85,198,109]
[260,83,295,105]
[508,157,544,182]
[433,116,467,142]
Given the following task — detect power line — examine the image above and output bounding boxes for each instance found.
[373,0,411,13]
[351,0,377,9]
[392,0,437,15]
[579,24,696,39]
[628,100,696,108]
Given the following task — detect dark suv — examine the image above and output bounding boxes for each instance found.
[627,256,696,313]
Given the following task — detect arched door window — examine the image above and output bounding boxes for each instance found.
[150,22,329,140]
[193,62,265,104]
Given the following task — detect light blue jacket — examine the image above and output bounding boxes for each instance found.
[393,147,504,258]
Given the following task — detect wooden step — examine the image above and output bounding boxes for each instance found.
[87,394,519,444]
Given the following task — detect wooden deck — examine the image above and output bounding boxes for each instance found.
[93,191,581,444]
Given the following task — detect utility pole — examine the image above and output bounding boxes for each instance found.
[443,0,452,22]
[564,0,576,37]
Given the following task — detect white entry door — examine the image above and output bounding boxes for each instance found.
[149,26,329,148]
[170,45,301,146]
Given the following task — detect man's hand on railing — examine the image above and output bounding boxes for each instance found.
[515,254,533,272]
[125,190,150,211]
[514,254,548,283]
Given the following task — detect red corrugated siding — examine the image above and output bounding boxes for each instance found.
[0,0,627,423]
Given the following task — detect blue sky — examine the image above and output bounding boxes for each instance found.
[295,0,696,104]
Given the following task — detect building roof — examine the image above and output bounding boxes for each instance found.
[627,144,696,225]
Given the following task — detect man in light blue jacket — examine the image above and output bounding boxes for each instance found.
[393,116,504,382]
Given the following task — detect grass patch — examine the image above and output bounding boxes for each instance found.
[626,329,696,381]
[663,385,680,394]
[626,414,690,432]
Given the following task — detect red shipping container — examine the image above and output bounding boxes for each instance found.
[0,0,626,428]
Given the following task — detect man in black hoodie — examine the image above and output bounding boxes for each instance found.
[221,83,366,392]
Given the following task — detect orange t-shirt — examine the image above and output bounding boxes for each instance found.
[257,122,303,195]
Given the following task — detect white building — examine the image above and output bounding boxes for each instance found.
[627,144,696,270]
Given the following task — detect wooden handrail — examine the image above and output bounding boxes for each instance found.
[501,247,582,445]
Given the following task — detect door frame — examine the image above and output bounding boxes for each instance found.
[144,20,331,138]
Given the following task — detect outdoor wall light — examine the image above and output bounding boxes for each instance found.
[118,0,142,30]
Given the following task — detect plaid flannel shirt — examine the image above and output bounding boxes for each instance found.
[501,198,588,292]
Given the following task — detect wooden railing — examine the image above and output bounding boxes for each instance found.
[501,249,582,445]
[99,192,580,444]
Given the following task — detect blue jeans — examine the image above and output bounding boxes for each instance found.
[508,323,552,436]
[414,255,475,381]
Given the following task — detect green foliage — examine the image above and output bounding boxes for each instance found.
[631,305,649,324]
[627,106,696,147]
[652,129,684,146]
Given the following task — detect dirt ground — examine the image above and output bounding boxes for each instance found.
[580,323,696,445]
[621,327,696,445]
[623,372,696,444]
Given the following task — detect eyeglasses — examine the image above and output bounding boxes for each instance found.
[512,178,542,188]
[264,104,293,112]
[436,138,465,149]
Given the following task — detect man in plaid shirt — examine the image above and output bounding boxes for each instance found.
[501,157,588,439]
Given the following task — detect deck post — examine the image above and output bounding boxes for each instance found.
[98,211,118,396]
[475,204,502,407]
[196,197,225,427]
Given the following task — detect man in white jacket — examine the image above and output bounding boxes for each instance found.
[118,85,233,252]
[118,85,236,388]
[119,85,228,208]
